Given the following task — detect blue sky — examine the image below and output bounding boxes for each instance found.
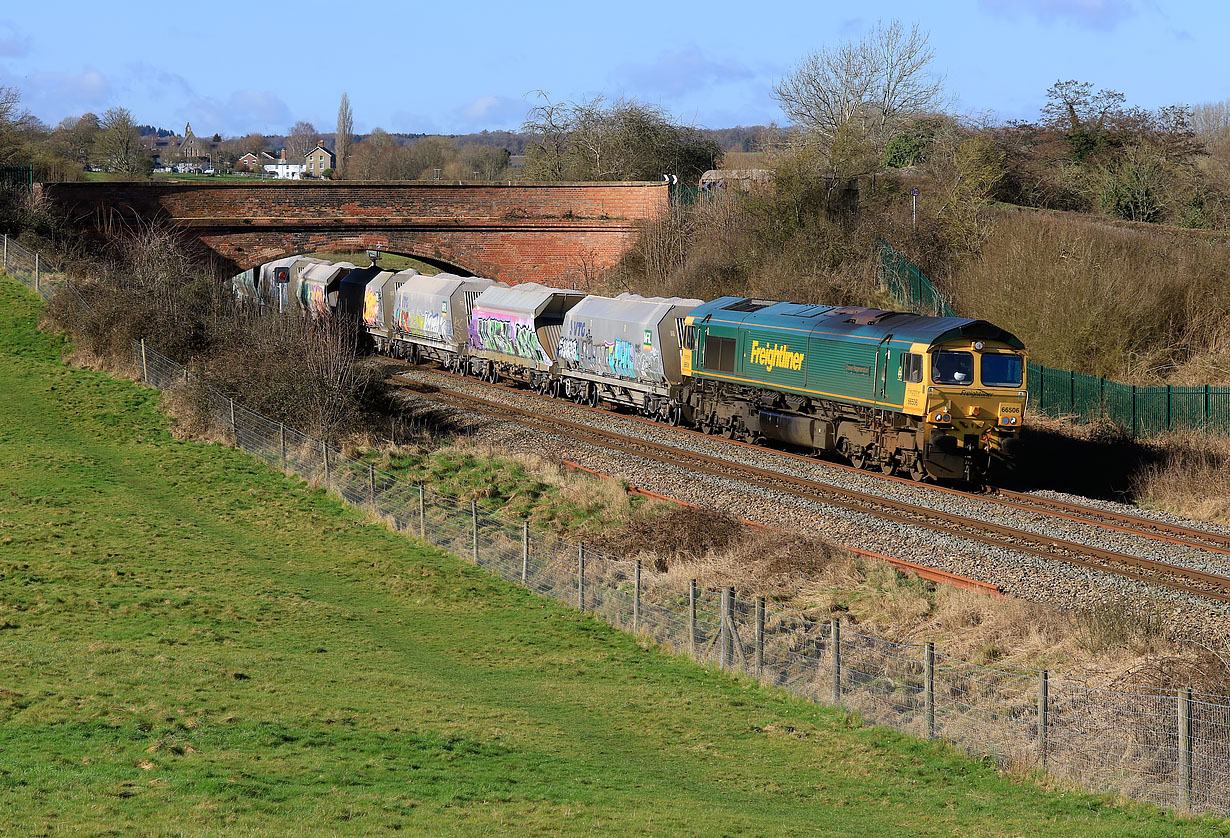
[0,0,1224,137]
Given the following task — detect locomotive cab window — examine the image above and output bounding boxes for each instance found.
[704,335,737,373]
[901,353,923,384]
[681,323,696,351]
[932,350,973,385]
[981,352,1023,387]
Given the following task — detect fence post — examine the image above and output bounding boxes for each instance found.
[229,398,236,441]
[576,543,585,611]
[471,501,479,563]
[1166,385,1173,432]
[279,423,286,472]
[34,252,39,294]
[2,233,7,272]
[1069,368,1075,413]
[1205,385,1211,429]
[754,597,765,678]
[1179,687,1193,809]
[1131,385,1138,437]
[139,338,148,383]
[688,579,697,657]
[322,441,330,487]
[633,560,642,631]
[719,587,731,669]
[520,521,530,584]
[925,642,935,740]
[831,618,842,705]
[368,463,376,511]
[418,484,425,539]
[1038,670,1049,769]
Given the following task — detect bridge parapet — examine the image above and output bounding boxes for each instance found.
[35,180,669,284]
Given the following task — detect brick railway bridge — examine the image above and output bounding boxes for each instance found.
[34,180,670,284]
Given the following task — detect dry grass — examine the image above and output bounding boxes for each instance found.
[944,208,1230,383]
[598,505,1230,694]
[1132,430,1230,524]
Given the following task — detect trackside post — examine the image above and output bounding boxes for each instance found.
[831,618,842,705]
[755,597,765,677]
[1180,687,1193,808]
[1038,670,1049,768]
[633,560,641,630]
[925,642,935,740]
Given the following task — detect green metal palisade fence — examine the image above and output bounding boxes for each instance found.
[877,240,1230,435]
[0,165,35,191]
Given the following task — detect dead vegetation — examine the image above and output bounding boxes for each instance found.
[42,226,393,443]
[602,505,1230,695]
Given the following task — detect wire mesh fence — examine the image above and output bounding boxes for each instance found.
[9,242,1230,817]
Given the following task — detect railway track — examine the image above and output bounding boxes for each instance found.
[386,358,1230,561]
[391,372,1230,606]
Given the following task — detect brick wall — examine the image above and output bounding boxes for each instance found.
[37,181,669,221]
[37,181,668,285]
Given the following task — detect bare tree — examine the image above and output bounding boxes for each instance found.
[1041,80,1126,135]
[286,120,317,159]
[335,93,352,179]
[772,21,945,146]
[1192,100,1230,153]
[93,107,150,175]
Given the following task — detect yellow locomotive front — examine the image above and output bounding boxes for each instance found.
[903,337,1027,482]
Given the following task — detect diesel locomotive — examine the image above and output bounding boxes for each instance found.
[239,257,1027,483]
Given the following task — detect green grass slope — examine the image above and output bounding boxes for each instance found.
[0,276,1222,836]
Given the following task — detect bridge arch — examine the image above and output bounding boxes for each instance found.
[35,180,669,287]
[235,235,478,277]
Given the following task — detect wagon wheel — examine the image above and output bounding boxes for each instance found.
[586,385,599,407]
[408,343,420,365]
[908,458,928,482]
[847,445,868,470]
[724,420,740,439]
[880,455,897,476]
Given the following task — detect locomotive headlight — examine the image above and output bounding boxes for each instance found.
[933,411,951,423]
[974,341,984,350]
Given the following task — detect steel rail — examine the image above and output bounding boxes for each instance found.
[385,359,1230,561]
[391,374,1230,605]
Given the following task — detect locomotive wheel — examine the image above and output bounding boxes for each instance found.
[847,445,868,469]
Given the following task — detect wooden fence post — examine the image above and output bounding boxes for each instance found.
[2,233,7,272]
[520,522,529,584]
[471,501,478,563]
[279,423,287,472]
[688,579,697,657]
[34,251,39,294]
[924,642,935,740]
[633,560,641,631]
[1038,670,1049,769]
[719,587,731,669]
[322,441,330,487]
[368,463,376,510]
[831,618,842,705]
[418,484,425,539]
[576,543,585,611]
[139,338,148,382]
[1179,687,1193,809]
[229,398,237,442]
[754,597,765,678]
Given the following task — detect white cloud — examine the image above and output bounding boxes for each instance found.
[614,47,757,98]
[978,0,1135,29]
[0,20,29,58]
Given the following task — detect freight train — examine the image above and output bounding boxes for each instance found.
[239,256,1027,483]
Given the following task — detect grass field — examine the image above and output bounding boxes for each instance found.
[0,276,1224,835]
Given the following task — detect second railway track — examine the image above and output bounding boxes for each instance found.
[391,371,1230,606]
